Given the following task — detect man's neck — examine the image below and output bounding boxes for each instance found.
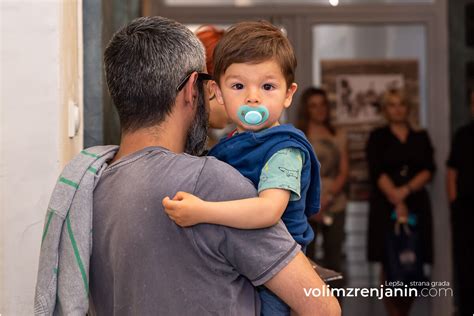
[112,121,187,163]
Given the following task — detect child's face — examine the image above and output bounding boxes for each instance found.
[213,59,297,132]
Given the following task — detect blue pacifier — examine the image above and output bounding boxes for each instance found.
[237,105,270,126]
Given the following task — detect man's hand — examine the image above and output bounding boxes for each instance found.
[162,191,206,227]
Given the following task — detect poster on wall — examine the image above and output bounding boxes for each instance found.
[321,59,419,201]
[335,74,404,124]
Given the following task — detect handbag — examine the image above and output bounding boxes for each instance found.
[384,218,426,284]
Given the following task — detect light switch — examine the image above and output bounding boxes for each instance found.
[68,101,80,138]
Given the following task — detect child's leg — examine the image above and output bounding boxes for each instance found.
[257,286,290,316]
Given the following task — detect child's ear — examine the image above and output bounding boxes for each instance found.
[206,81,216,100]
[211,81,225,105]
[283,83,298,108]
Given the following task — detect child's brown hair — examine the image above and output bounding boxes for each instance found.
[213,20,297,87]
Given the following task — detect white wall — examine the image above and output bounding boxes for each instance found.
[1,1,82,314]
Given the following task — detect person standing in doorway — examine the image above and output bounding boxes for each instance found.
[446,88,474,316]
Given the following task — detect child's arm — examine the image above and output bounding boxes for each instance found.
[162,188,290,228]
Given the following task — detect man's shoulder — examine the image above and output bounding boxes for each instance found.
[158,153,254,191]
[195,156,257,201]
[201,155,239,173]
[200,155,255,186]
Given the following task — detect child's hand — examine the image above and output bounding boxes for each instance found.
[162,191,205,227]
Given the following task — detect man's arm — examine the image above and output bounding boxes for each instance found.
[265,252,341,316]
[191,158,340,314]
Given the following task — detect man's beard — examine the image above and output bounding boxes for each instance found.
[184,82,209,156]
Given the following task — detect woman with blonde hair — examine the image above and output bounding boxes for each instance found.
[366,89,435,316]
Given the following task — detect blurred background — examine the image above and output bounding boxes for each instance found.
[1,0,473,315]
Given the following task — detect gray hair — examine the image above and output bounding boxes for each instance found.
[104,16,205,132]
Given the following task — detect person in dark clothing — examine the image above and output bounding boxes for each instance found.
[366,89,435,316]
[446,89,474,316]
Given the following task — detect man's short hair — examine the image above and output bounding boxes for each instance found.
[213,20,297,88]
[104,16,205,132]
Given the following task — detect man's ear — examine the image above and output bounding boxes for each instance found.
[211,81,225,105]
[284,83,298,109]
[182,72,199,107]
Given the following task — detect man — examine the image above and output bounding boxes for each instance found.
[446,88,474,316]
[89,16,340,315]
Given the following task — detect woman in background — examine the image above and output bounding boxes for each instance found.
[195,25,230,147]
[298,87,349,277]
[366,89,435,316]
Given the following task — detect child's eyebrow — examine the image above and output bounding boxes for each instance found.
[262,75,278,80]
[225,74,279,81]
[225,75,244,81]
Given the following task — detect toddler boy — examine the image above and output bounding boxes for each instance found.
[163,20,321,315]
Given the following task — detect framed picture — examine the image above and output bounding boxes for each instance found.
[335,74,404,124]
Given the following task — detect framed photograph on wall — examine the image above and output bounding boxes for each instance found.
[335,74,404,124]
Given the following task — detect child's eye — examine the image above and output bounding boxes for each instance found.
[263,84,275,91]
[232,83,244,90]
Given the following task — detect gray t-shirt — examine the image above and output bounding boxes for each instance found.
[89,146,300,315]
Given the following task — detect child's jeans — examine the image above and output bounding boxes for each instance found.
[258,286,290,316]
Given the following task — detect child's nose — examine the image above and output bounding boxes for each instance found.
[245,88,260,105]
